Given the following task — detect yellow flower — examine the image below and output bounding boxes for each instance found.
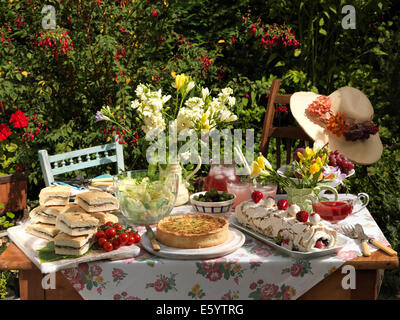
[126,77,131,85]
[175,73,188,91]
[21,71,28,77]
[223,262,231,270]
[298,147,315,162]
[309,163,321,174]
[218,39,225,44]
[233,264,241,272]
[95,276,104,283]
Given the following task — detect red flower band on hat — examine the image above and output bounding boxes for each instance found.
[306,96,378,141]
[307,95,331,116]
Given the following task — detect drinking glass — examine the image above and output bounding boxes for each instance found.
[204,163,241,192]
[227,181,253,209]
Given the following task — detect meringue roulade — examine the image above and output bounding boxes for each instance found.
[234,198,337,252]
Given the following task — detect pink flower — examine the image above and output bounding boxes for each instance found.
[152,9,157,17]
[221,293,232,300]
[77,263,89,274]
[200,261,214,272]
[290,263,303,277]
[282,286,296,300]
[71,279,85,292]
[252,246,272,258]
[62,268,79,281]
[206,267,223,282]
[90,265,102,276]
[154,278,167,292]
[259,283,279,300]
[112,268,125,279]
[249,282,257,290]
[337,250,360,261]
[114,294,121,300]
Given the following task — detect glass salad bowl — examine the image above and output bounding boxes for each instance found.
[114,170,179,226]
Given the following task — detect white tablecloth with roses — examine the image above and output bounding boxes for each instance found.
[61,201,390,300]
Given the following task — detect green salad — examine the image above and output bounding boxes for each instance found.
[116,175,175,225]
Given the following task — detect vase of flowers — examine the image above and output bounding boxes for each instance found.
[235,143,342,212]
[97,73,238,205]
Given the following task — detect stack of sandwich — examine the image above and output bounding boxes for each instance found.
[234,198,337,252]
[26,186,120,256]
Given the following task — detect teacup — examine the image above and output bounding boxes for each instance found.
[311,193,369,223]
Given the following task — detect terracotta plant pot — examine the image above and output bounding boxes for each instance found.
[0,173,27,213]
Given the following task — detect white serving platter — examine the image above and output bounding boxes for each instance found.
[141,227,245,260]
[229,217,348,259]
[7,221,140,274]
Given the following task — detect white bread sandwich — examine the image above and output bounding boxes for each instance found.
[29,206,65,225]
[25,222,60,241]
[39,185,71,206]
[90,211,119,226]
[56,211,99,236]
[54,232,94,256]
[75,191,119,212]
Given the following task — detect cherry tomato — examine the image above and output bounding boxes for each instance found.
[103,241,113,252]
[133,233,141,243]
[112,238,121,250]
[119,233,129,245]
[105,227,116,239]
[114,223,123,231]
[127,235,136,245]
[98,237,107,247]
[95,230,106,239]
[105,221,114,227]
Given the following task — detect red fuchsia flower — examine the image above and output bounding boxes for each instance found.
[9,110,29,128]
[120,28,127,33]
[152,9,158,17]
[245,93,250,98]
[0,123,11,141]
[231,36,236,43]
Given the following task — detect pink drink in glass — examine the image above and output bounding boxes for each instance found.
[204,164,241,192]
[227,181,253,209]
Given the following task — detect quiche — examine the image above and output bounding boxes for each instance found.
[156,214,229,249]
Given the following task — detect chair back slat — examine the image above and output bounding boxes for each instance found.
[260,78,313,170]
[39,136,125,186]
[51,156,117,175]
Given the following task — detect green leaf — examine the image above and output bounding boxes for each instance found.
[38,241,92,263]
[319,28,327,36]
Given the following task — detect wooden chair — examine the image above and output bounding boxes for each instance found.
[260,78,314,169]
[38,136,125,186]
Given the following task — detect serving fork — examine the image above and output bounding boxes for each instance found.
[341,224,397,257]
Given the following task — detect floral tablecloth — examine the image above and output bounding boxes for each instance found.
[61,199,390,300]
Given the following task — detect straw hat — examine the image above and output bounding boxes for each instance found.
[290,87,382,164]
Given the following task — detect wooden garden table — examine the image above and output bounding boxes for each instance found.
[0,241,398,300]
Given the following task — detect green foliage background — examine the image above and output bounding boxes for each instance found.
[1,0,400,298]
